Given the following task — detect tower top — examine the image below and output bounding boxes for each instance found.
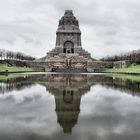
[64,10,73,16]
[58,10,79,27]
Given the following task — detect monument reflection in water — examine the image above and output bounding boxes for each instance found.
[0,73,140,139]
[45,74,91,133]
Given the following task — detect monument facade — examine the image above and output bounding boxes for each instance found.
[46,10,93,72]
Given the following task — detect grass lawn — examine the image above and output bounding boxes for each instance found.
[100,65,140,74]
[109,74,140,82]
[0,74,28,81]
[0,63,44,73]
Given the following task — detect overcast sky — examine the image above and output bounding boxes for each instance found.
[0,0,140,59]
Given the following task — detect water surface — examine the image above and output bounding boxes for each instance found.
[0,73,140,140]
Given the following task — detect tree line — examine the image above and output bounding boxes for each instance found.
[100,50,140,63]
[0,49,35,61]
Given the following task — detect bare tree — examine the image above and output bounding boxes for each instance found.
[100,49,140,63]
[0,49,36,61]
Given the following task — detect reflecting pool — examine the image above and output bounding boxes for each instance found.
[0,73,140,140]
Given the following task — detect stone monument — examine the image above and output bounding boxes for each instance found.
[5,10,114,72]
[46,10,93,72]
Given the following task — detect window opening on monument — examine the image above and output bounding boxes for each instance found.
[64,41,74,54]
[67,50,71,54]
[63,90,74,103]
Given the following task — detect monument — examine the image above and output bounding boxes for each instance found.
[46,10,93,72]
[5,10,114,72]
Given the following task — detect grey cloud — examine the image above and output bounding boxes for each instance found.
[0,0,140,58]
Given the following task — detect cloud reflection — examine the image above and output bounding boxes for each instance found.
[0,74,140,139]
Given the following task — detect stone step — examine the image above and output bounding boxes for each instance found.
[53,68,87,73]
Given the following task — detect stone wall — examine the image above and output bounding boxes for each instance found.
[87,61,113,72]
[113,60,131,68]
[5,59,132,73]
[5,59,48,69]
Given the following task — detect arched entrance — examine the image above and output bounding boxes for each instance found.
[64,41,74,54]
[63,90,74,103]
